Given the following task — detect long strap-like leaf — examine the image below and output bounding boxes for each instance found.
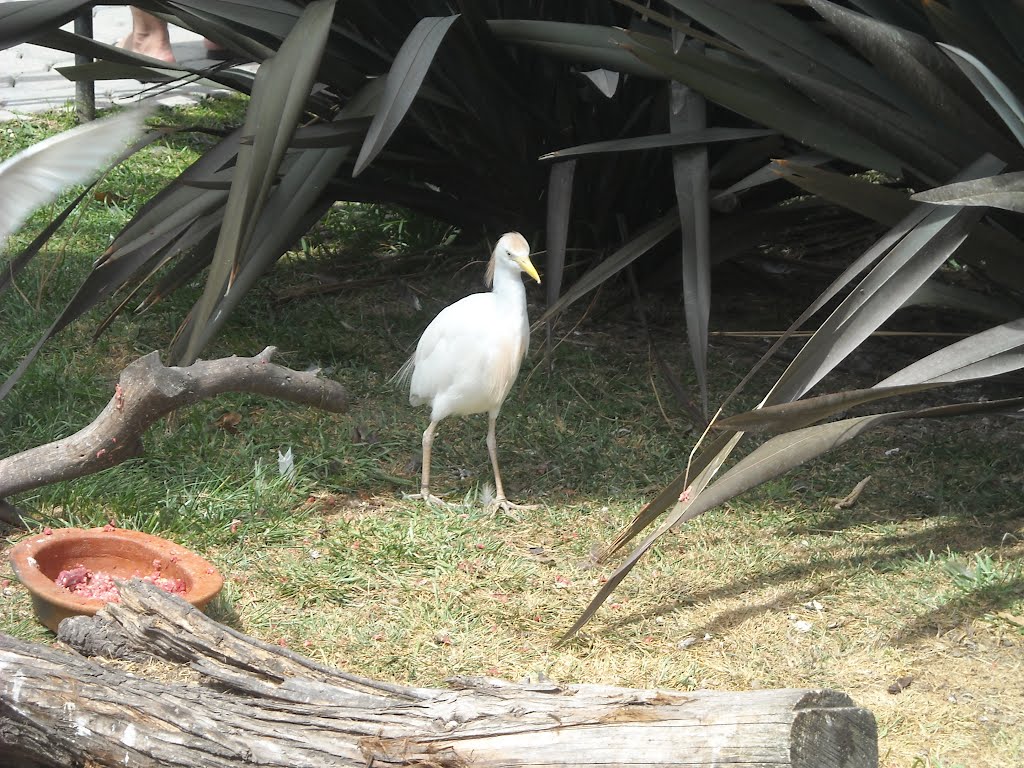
[534,213,680,328]
[539,127,776,160]
[543,160,575,369]
[179,0,337,365]
[880,317,1024,386]
[662,0,908,108]
[569,155,1007,639]
[670,73,711,418]
[624,29,903,176]
[352,15,460,177]
[767,156,1003,405]
[0,0,91,49]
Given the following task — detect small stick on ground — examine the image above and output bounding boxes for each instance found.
[834,475,872,510]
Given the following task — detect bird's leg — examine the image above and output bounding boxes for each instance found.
[486,413,536,513]
[421,419,436,496]
[486,413,505,501]
[404,420,447,505]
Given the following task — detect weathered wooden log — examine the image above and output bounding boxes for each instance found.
[0,581,878,768]
[0,346,348,505]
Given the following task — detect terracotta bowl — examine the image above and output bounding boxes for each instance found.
[9,526,223,633]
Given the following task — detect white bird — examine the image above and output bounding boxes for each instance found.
[398,232,541,508]
[0,105,153,249]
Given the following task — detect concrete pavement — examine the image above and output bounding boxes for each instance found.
[0,4,239,120]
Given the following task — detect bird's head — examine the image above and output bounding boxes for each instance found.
[486,232,541,286]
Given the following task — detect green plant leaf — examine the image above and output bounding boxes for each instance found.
[669,78,711,417]
[31,27,263,93]
[539,127,775,161]
[975,0,1024,57]
[774,160,1024,292]
[171,145,350,360]
[846,1,927,33]
[761,155,996,398]
[352,15,460,177]
[0,111,167,398]
[662,0,908,107]
[936,43,1024,148]
[601,429,743,559]
[780,68,963,181]
[534,212,680,327]
[771,159,912,226]
[767,193,992,404]
[283,120,373,149]
[180,0,337,364]
[712,150,829,206]
[0,186,90,297]
[716,382,944,432]
[98,128,242,264]
[906,279,1023,321]
[922,1,1024,110]
[718,182,932,414]
[806,0,1024,168]
[910,171,1024,212]
[487,19,664,79]
[879,317,1024,386]
[581,155,1005,630]
[568,428,745,639]
[543,160,575,361]
[166,0,302,38]
[564,406,912,642]
[623,31,904,175]
[665,413,900,532]
[0,0,91,48]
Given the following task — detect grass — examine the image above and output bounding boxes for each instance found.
[2,100,1023,767]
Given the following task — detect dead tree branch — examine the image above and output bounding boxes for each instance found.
[0,347,347,503]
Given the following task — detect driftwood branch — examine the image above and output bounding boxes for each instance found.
[0,581,879,767]
[0,347,347,503]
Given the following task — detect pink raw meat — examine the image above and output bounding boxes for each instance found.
[55,562,186,602]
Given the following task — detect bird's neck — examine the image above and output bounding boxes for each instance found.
[490,264,527,307]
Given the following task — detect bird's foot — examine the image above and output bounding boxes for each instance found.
[487,497,538,516]
[403,491,449,507]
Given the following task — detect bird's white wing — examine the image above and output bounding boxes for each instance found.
[409,293,530,414]
[0,105,154,247]
[413,294,497,364]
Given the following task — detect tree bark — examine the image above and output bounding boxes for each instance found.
[0,581,878,768]
[0,347,348,503]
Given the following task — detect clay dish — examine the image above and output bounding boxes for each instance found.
[9,526,223,632]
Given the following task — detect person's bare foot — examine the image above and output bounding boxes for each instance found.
[116,32,176,63]
[202,38,232,60]
[117,9,176,63]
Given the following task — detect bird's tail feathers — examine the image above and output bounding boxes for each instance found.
[390,355,416,388]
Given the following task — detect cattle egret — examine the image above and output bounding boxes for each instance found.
[398,232,541,508]
[0,106,153,249]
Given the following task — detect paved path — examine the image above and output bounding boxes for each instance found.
[0,5,237,120]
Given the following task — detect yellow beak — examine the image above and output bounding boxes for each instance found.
[516,254,542,284]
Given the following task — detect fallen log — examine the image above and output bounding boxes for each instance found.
[0,346,348,510]
[0,581,878,767]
